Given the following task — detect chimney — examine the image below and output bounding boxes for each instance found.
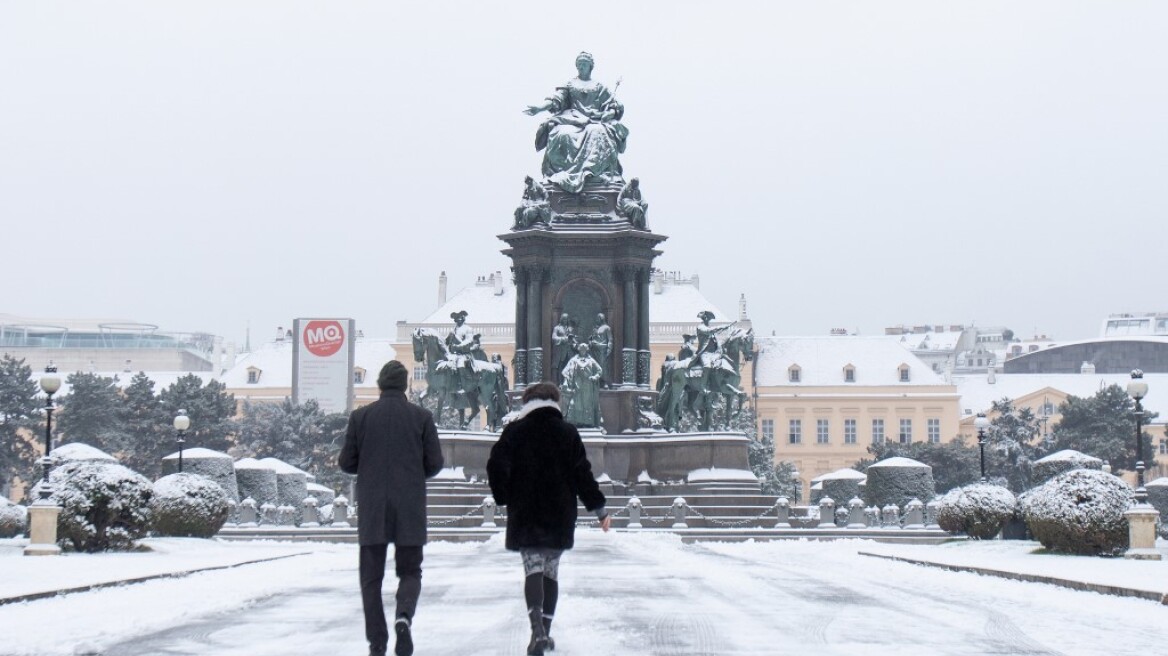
[276,326,285,342]
[438,271,448,306]
[1080,361,1095,374]
[738,294,748,321]
[653,269,664,294]
[124,359,132,373]
[987,369,996,384]
[223,342,237,375]
[692,273,700,289]
[494,270,504,296]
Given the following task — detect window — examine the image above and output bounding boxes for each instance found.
[927,418,941,444]
[413,365,427,381]
[816,419,829,444]
[353,368,366,384]
[871,419,885,444]
[899,418,912,444]
[1159,440,1167,456]
[844,419,857,444]
[788,366,801,383]
[788,419,802,444]
[246,367,261,384]
[762,419,775,443]
[898,366,911,382]
[844,366,855,383]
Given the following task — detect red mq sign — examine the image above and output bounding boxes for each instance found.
[303,320,345,357]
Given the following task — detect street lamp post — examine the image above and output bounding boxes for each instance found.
[24,364,62,556]
[174,410,190,473]
[975,413,990,483]
[1126,370,1149,502]
[1124,369,1160,560]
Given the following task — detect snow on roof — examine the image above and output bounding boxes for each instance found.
[868,457,929,469]
[896,331,964,351]
[1004,335,1168,363]
[755,336,946,387]
[687,467,758,482]
[419,279,729,325]
[162,447,231,460]
[1147,478,1168,487]
[233,457,274,470]
[952,372,1168,420]
[1035,450,1102,464]
[52,443,116,462]
[218,338,397,389]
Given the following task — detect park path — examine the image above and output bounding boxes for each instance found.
[81,533,1166,656]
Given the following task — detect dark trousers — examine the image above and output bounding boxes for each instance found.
[360,544,423,648]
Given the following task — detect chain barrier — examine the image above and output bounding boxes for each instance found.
[427,501,492,527]
[576,504,629,527]
[682,499,780,529]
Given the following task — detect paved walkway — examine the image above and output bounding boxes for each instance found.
[3,534,1166,655]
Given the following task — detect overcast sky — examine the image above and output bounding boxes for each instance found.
[2,2,1165,347]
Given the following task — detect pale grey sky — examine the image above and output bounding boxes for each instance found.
[2,2,1165,346]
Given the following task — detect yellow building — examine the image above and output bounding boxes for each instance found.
[753,336,961,501]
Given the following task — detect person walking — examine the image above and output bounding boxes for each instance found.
[486,382,611,655]
[339,360,444,656]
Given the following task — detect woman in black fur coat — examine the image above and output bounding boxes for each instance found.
[487,382,610,655]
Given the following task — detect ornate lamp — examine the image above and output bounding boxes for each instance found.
[974,413,990,483]
[174,410,191,473]
[1126,370,1149,502]
[24,364,62,556]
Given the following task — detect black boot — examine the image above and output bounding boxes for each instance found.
[526,607,548,656]
[542,615,555,651]
[393,616,413,656]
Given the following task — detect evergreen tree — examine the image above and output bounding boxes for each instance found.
[236,398,349,491]
[739,404,798,499]
[0,355,40,498]
[57,372,126,454]
[117,373,168,478]
[986,398,1046,492]
[1050,384,1159,473]
[157,374,237,455]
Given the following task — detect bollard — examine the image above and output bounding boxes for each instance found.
[627,496,643,529]
[672,497,689,529]
[925,499,940,529]
[332,496,350,528]
[881,504,899,529]
[238,497,258,527]
[818,497,837,528]
[482,497,497,528]
[903,498,924,529]
[225,499,238,526]
[277,504,296,526]
[774,497,791,528]
[847,497,866,529]
[864,506,878,527]
[301,496,320,528]
[260,502,278,526]
[1124,505,1162,560]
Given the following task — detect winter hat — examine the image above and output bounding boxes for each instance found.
[378,360,409,391]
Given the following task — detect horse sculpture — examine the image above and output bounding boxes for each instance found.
[659,327,754,432]
[411,328,508,431]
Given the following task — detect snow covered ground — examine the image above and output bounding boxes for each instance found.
[0,533,1165,655]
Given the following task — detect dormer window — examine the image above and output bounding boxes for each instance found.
[247,367,262,384]
[353,367,367,384]
[843,365,855,383]
[788,365,802,383]
[898,364,910,382]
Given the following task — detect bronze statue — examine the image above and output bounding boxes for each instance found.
[617,178,648,229]
[588,312,613,387]
[524,52,628,193]
[513,175,551,229]
[561,343,602,428]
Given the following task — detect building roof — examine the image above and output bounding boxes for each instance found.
[952,372,1168,421]
[755,336,946,387]
[218,338,397,389]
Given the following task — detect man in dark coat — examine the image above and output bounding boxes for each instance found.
[487,382,609,656]
[339,360,444,656]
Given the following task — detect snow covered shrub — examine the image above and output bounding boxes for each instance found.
[234,458,279,507]
[1146,478,1168,539]
[818,469,866,506]
[1021,468,1133,556]
[51,461,153,552]
[161,448,239,502]
[0,497,27,538]
[51,442,118,465]
[863,457,936,509]
[1031,450,1102,485]
[151,473,231,538]
[260,458,308,510]
[937,483,1017,539]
